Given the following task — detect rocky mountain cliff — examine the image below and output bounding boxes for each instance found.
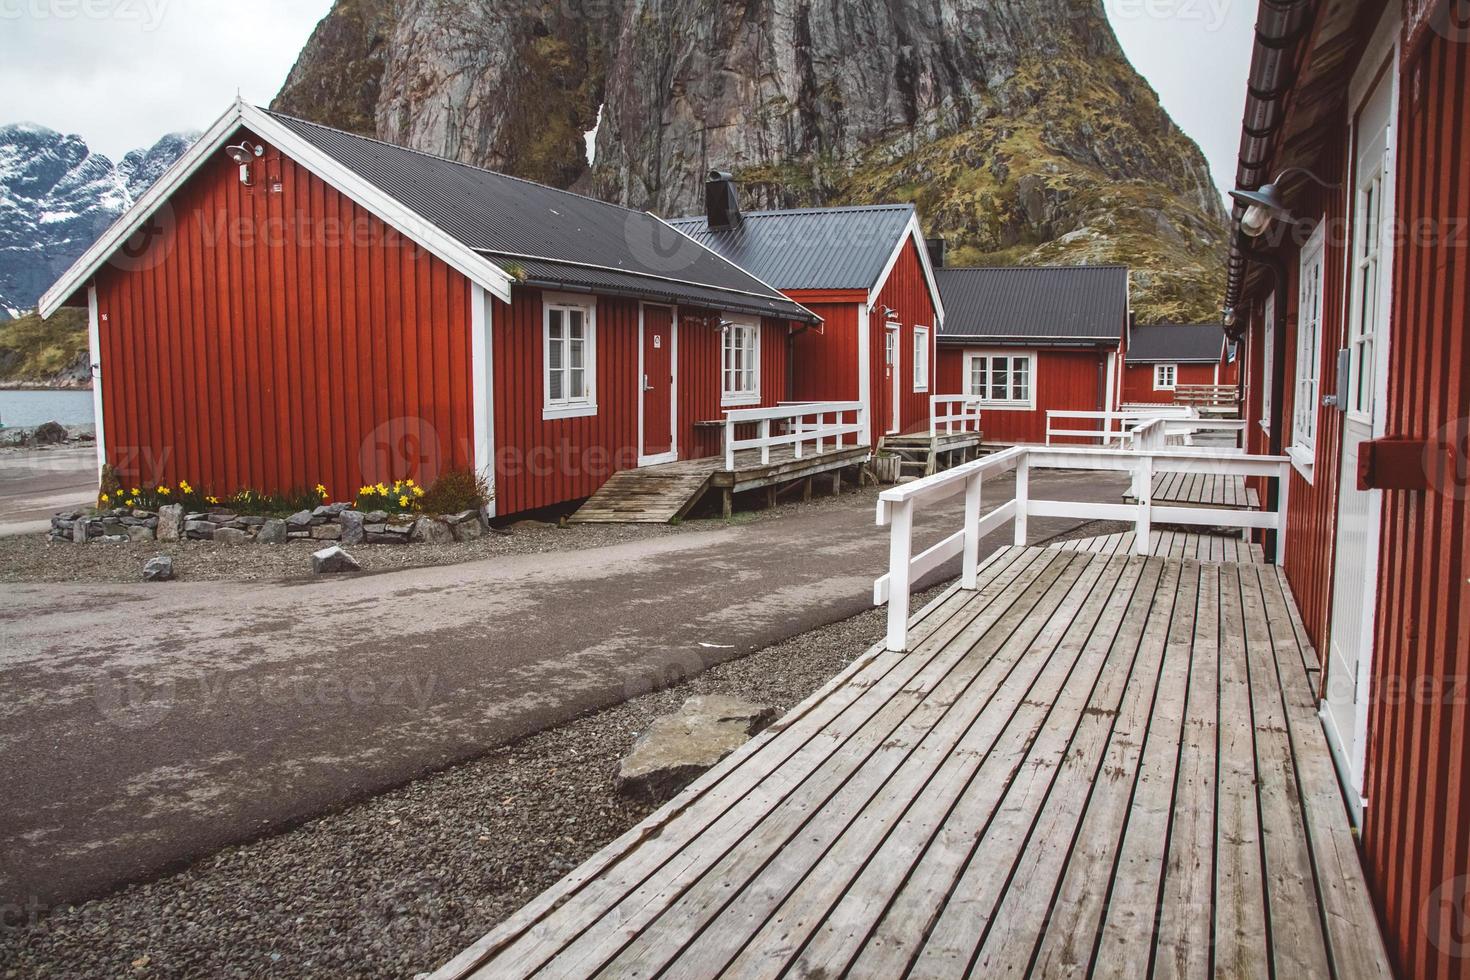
[0,125,194,322]
[276,0,1228,322]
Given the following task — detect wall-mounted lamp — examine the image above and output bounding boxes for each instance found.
[224,142,265,186]
[1229,167,1340,238]
[877,305,900,323]
[1222,307,1237,328]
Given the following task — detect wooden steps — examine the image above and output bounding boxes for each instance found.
[566,460,718,524]
[879,432,984,477]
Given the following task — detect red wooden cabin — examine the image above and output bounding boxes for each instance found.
[38,101,819,518]
[668,198,943,446]
[932,266,1129,444]
[1120,322,1236,406]
[1224,0,1470,974]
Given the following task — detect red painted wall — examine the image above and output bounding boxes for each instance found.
[1120,361,1226,404]
[491,293,790,515]
[870,239,940,439]
[787,295,862,406]
[95,129,475,499]
[936,345,1110,444]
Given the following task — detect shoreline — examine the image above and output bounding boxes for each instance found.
[0,383,94,392]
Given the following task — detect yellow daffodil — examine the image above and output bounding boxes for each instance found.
[179,481,192,494]
[405,479,416,488]
[158,487,171,496]
[100,493,110,503]
[207,495,220,504]
[398,495,409,508]
[131,488,140,497]
[412,486,424,498]
[375,483,388,496]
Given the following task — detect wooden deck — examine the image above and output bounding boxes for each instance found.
[569,446,869,523]
[1051,529,1266,563]
[433,546,1390,979]
[1148,471,1261,509]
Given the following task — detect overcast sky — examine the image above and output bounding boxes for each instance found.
[0,0,1253,197]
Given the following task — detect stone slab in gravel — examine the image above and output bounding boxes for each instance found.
[0,580,952,980]
[141,556,174,582]
[312,545,360,574]
[615,694,776,803]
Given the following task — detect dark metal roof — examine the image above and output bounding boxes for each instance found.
[1126,323,1227,364]
[664,205,915,292]
[934,266,1127,346]
[264,110,816,322]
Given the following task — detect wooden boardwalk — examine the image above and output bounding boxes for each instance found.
[569,446,869,523]
[1136,471,1262,510]
[1051,529,1265,564]
[433,546,1390,980]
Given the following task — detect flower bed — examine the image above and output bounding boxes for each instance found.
[51,502,487,546]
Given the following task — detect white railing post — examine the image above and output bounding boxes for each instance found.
[760,418,771,464]
[962,470,982,589]
[725,419,736,471]
[1275,461,1291,564]
[886,498,914,652]
[1134,454,1153,554]
[1013,456,1030,546]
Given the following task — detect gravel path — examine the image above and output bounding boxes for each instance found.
[0,580,952,980]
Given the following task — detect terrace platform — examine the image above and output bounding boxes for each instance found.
[432,544,1390,979]
[1051,529,1266,563]
[1129,471,1262,510]
[568,445,869,523]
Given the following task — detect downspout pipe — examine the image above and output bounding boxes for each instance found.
[1241,245,1290,564]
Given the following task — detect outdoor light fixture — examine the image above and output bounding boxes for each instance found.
[1223,307,1237,328]
[879,306,900,322]
[224,142,264,186]
[1229,167,1340,238]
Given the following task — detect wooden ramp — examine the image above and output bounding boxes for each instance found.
[569,446,870,524]
[1137,470,1262,509]
[432,546,1390,980]
[1051,529,1266,563]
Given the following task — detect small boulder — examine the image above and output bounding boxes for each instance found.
[339,510,365,545]
[312,545,361,574]
[453,518,484,542]
[142,556,175,582]
[126,525,156,543]
[616,696,778,803]
[213,527,248,546]
[30,420,68,445]
[410,517,455,545]
[287,509,314,529]
[256,519,288,544]
[156,504,185,542]
[72,521,89,544]
[310,524,342,541]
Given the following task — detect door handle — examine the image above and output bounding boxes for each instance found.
[643,374,653,392]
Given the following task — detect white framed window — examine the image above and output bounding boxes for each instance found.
[1291,221,1327,479]
[1153,363,1178,391]
[913,327,929,392]
[1260,292,1275,433]
[721,316,760,406]
[964,350,1035,409]
[543,292,597,420]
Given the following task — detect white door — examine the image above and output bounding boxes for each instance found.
[885,326,901,434]
[1324,67,1395,812]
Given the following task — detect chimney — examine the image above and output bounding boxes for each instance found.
[925,236,947,269]
[705,170,743,232]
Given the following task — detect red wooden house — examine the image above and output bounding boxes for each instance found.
[668,198,943,446]
[38,101,819,518]
[932,266,1129,444]
[1120,322,1236,405]
[1224,0,1469,974]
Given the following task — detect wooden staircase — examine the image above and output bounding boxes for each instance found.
[567,459,719,524]
[879,432,984,479]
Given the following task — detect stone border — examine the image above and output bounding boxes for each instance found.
[51,502,487,546]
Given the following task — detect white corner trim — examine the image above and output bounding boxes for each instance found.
[87,286,105,478]
[857,302,872,445]
[867,214,946,325]
[470,283,496,515]
[40,100,515,318]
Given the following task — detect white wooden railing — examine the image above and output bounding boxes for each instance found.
[724,401,865,470]
[1045,407,1195,446]
[930,396,984,438]
[873,441,1292,651]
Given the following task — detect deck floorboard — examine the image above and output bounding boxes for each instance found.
[432,547,1391,980]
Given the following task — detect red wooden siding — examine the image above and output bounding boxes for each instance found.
[1120,361,1226,404]
[491,294,790,515]
[1361,30,1470,980]
[95,130,474,499]
[870,239,940,438]
[936,346,1110,444]
[786,296,860,404]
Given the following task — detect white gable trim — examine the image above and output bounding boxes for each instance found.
[39,100,514,318]
[867,213,946,327]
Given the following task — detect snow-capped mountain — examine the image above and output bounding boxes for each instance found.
[0,124,195,320]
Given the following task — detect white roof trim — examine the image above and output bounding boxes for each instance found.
[39,100,514,317]
[867,213,946,326]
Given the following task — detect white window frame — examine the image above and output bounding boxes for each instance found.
[1260,292,1275,434]
[542,292,598,421]
[721,315,761,407]
[1153,363,1178,391]
[913,326,930,392]
[1291,221,1327,480]
[963,349,1036,411]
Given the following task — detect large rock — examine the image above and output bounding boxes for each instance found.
[256,518,288,544]
[339,510,365,545]
[409,516,454,544]
[312,545,361,574]
[142,556,174,582]
[156,503,185,542]
[30,420,68,445]
[126,525,156,543]
[213,527,248,545]
[287,509,315,529]
[616,696,777,803]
